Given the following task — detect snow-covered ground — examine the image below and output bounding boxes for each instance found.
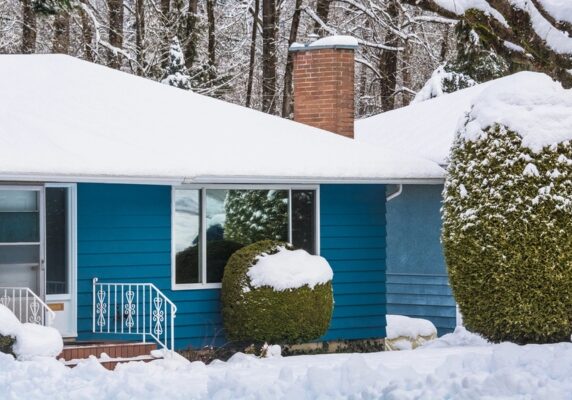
[1,328,572,399]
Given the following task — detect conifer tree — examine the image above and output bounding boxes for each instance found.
[161,37,191,90]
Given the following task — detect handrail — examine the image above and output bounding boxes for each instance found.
[92,278,177,353]
[0,287,56,326]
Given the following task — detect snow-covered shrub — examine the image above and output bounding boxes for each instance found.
[0,334,15,356]
[221,241,333,344]
[0,305,63,360]
[442,72,572,344]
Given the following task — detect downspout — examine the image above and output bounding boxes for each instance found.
[386,184,403,201]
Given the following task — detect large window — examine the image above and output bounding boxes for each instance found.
[173,187,318,289]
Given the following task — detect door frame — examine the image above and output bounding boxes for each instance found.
[45,183,78,337]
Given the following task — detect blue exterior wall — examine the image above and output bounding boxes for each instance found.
[77,183,387,348]
[320,185,386,340]
[385,184,455,335]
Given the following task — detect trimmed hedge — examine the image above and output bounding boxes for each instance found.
[221,240,333,344]
[443,124,572,344]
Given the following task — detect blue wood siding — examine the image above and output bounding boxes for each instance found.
[77,183,387,348]
[385,184,455,335]
[320,184,386,340]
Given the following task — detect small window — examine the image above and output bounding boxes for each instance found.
[174,189,201,284]
[173,187,317,288]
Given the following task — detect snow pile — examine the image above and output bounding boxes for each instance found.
[261,343,282,358]
[9,330,572,399]
[386,315,437,340]
[423,327,489,349]
[0,304,22,337]
[385,315,437,351]
[308,35,358,48]
[248,248,333,291]
[0,305,63,360]
[462,72,572,152]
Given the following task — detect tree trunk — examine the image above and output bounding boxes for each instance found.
[245,0,260,108]
[378,0,399,112]
[107,0,124,69]
[80,7,95,61]
[184,0,198,69]
[357,64,368,116]
[280,0,302,118]
[313,0,332,36]
[261,0,277,114]
[135,0,145,75]
[400,39,413,107]
[53,11,70,54]
[21,0,36,54]
[440,24,450,62]
[206,0,216,81]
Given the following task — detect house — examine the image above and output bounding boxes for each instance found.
[0,44,444,351]
[355,80,504,335]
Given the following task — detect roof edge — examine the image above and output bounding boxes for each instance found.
[0,173,445,186]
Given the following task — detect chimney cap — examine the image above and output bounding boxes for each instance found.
[289,35,358,52]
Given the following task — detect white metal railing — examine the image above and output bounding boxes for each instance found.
[0,287,56,326]
[92,278,177,352]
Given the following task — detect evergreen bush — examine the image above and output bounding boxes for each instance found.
[443,124,572,343]
[0,334,15,356]
[221,240,333,344]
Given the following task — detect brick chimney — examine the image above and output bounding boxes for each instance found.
[290,36,358,139]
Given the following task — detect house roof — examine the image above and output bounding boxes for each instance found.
[355,81,497,166]
[0,55,444,184]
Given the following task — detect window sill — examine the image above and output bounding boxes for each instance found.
[172,283,222,291]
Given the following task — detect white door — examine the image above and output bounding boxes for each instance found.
[45,184,77,338]
[0,187,44,294]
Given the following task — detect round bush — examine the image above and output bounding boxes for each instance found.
[221,240,333,344]
[443,124,572,344]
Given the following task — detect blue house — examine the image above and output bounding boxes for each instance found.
[355,80,504,335]
[0,53,444,351]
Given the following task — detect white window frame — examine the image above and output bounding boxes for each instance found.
[171,184,320,290]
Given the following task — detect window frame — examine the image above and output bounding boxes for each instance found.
[171,184,320,290]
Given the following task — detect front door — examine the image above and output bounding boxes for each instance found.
[0,187,43,294]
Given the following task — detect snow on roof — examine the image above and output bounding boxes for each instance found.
[462,72,572,152]
[0,55,444,184]
[355,82,493,165]
[356,72,572,166]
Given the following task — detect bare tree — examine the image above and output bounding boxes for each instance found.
[21,0,36,53]
[261,0,277,114]
[107,0,124,68]
[246,0,260,108]
[53,10,70,53]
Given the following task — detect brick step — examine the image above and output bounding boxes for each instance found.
[59,342,157,362]
[64,354,159,370]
